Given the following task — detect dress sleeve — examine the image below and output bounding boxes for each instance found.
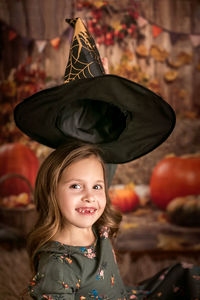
[29,253,82,300]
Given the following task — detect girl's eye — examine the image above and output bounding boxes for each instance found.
[70,184,81,189]
[93,184,103,190]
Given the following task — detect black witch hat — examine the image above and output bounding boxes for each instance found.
[14,18,175,164]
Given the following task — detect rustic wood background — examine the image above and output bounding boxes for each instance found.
[0,0,200,114]
[0,3,200,299]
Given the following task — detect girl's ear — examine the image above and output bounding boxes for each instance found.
[105,164,117,187]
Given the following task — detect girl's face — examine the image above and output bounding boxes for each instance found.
[56,155,106,231]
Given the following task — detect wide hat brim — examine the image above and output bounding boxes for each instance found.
[14,73,176,164]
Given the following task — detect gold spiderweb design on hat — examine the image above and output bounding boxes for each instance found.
[64,18,105,84]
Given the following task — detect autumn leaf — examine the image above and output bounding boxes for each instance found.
[157,234,186,250]
[164,70,178,82]
[136,45,148,57]
[112,20,122,31]
[50,37,61,49]
[93,0,106,8]
[122,222,139,230]
[125,182,136,190]
[147,79,160,94]
[157,213,168,223]
[168,52,193,68]
[131,208,152,216]
[0,81,17,98]
[150,45,168,62]
[167,58,183,68]
[183,111,198,119]
[177,89,187,99]
[177,51,193,65]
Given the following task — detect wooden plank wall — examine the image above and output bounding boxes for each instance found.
[0,0,73,79]
[139,0,200,113]
[0,0,200,113]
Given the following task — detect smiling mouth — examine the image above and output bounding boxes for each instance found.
[75,207,97,215]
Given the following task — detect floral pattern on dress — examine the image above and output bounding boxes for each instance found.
[80,245,96,259]
[128,288,151,299]
[52,253,73,264]
[57,278,81,291]
[88,289,109,299]
[99,227,109,239]
[29,272,44,287]
[42,296,54,300]
[96,262,107,280]
[28,232,200,300]
[111,274,115,287]
[57,280,70,290]
[42,295,67,300]
[76,279,81,289]
[29,272,44,296]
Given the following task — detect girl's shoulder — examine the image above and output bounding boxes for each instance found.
[30,242,82,298]
[35,226,111,263]
[41,226,111,249]
[38,239,95,258]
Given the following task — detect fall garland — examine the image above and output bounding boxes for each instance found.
[76,0,142,45]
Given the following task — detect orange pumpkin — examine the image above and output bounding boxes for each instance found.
[0,143,39,198]
[109,184,139,213]
[150,155,200,210]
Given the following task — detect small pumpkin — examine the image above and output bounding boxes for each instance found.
[150,154,200,210]
[109,184,139,213]
[0,143,39,198]
[167,195,200,227]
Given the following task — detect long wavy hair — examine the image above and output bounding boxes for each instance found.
[27,141,122,272]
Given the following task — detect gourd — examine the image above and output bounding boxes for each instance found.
[150,155,200,209]
[167,195,200,227]
[0,143,39,198]
[109,184,139,213]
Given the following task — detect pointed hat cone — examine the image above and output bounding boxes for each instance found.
[64,18,105,83]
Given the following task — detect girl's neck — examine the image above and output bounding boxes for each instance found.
[52,226,96,247]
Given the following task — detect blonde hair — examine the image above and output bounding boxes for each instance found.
[27,141,122,272]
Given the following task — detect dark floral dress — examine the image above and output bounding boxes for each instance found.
[29,227,200,300]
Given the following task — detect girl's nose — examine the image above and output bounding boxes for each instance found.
[82,197,95,203]
[81,191,95,203]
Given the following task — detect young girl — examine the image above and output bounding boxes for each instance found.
[27,142,200,300]
[27,141,124,299]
